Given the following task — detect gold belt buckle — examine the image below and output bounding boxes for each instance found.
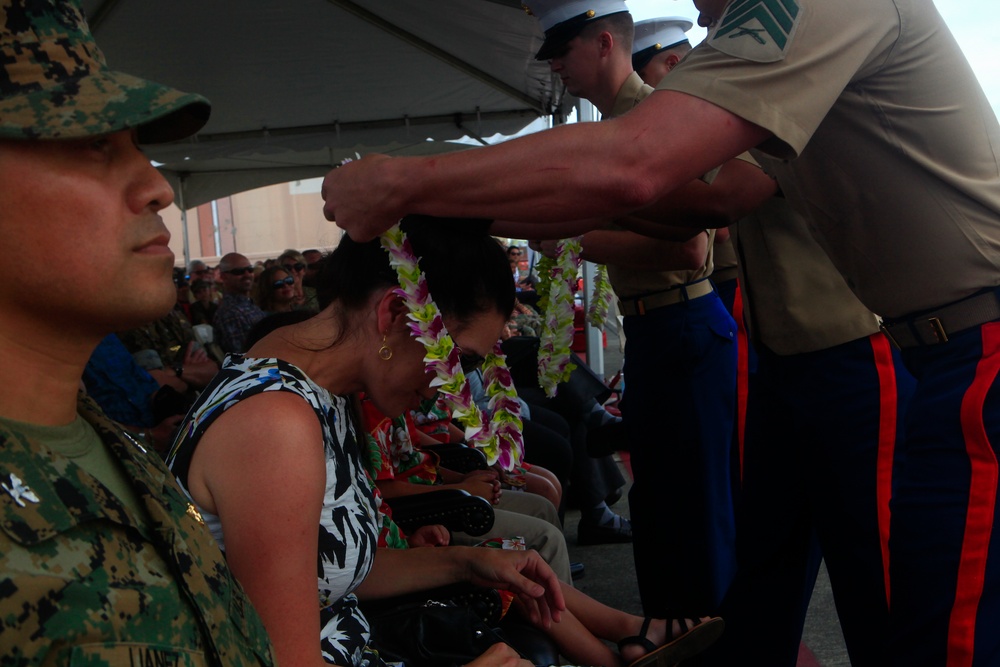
[637,299,646,316]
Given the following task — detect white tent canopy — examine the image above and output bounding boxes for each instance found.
[84,0,563,207]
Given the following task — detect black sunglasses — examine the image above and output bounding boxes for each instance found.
[225,266,254,276]
[283,262,305,272]
[272,276,295,288]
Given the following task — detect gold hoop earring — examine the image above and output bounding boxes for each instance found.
[378,335,393,361]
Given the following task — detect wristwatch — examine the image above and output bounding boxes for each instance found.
[173,362,184,379]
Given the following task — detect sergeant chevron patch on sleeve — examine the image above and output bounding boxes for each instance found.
[709,0,800,62]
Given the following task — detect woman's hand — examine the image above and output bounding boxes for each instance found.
[463,549,565,629]
[467,642,532,667]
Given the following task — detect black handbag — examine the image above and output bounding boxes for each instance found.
[366,600,518,667]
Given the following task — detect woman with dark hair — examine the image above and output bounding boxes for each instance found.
[253,265,297,314]
[165,217,719,667]
[167,218,561,667]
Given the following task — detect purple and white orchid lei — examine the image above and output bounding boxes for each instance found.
[379,224,523,470]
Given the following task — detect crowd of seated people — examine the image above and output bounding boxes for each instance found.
[501,246,633,545]
[164,217,723,667]
[81,229,668,662]
[85,247,324,457]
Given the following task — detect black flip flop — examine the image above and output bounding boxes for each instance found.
[619,616,725,667]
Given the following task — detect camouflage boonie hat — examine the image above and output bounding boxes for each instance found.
[0,0,210,142]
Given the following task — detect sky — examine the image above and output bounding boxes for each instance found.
[624,0,1000,114]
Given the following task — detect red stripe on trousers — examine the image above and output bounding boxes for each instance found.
[948,322,1000,667]
[734,281,748,485]
[871,333,898,608]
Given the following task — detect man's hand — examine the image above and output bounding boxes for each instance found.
[179,342,219,388]
[183,341,210,365]
[321,155,399,241]
[464,549,565,629]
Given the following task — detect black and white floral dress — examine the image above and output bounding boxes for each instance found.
[167,355,381,666]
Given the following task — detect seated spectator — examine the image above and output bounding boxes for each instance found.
[502,336,631,545]
[253,266,297,314]
[214,251,265,354]
[278,248,308,308]
[118,294,221,390]
[508,244,540,308]
[173,267,192,320]
[188,259,219,296]
[365,409,723,667]
[166,217,566,667]
[467,366,574,516]
[83,335,193,455]
[189,278,218,325]
[508,298,542,337]
[361,397,572,583]
[407,395,563,511]
[301,248,324,310]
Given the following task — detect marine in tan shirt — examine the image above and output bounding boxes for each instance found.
[507,0,772,620]
[321,2,1000,661]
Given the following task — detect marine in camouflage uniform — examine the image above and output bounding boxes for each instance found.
[0,1,274,664]
[119,307,199,369]
[119,305,227,371]
[0,396,274,666]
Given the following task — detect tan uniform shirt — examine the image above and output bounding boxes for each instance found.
[659,0,1000,318]
[727,153,880,353]
[605,72,714,298]
[713,236,739,283]
[734,196,881,354]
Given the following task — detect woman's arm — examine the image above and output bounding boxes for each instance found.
[355,545,565,628]
[186,392,331,667]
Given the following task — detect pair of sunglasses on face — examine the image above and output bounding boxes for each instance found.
[283,262,305,272]
[272,276,295,289]
[224,266,254,276]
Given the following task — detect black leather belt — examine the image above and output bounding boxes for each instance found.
[618,279,714,317]
[880,288,1000,349]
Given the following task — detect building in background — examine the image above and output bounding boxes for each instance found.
[163,177,342,266]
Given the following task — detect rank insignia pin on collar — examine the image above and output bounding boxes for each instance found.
[3,473,40,507]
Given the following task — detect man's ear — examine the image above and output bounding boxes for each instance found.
[597,30,615,57]
[665,53,682,72]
